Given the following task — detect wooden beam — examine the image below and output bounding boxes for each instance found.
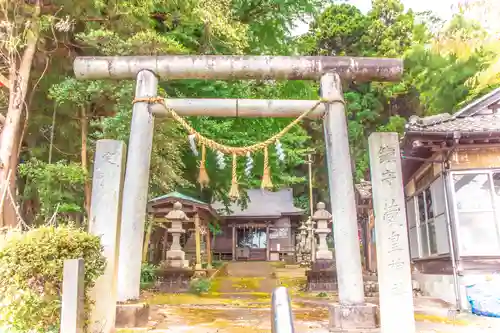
[154,217,195,223]
[232,224,236,261]
[149,207,197,214]
[73,55,403,82]
[430,143,500,151]
[401,155,444,163]
[266,224,270,261]
[142,218,154,262]
[194,213,202,270]
[206,227,212,269]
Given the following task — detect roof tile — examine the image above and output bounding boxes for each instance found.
[406,113,500,133]
[211,188,304,218]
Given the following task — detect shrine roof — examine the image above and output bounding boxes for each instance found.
[404,87,500,136]
[149,191,208,206]
[147,191,218,218]
[212,188,304,219]
[401,87,500,184]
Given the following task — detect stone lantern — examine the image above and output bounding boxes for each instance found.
[312,202,333,260]
[295,221,308,264]
[165,201,189,268]
[305,216,316,262]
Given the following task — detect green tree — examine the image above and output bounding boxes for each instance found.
[302,0,422,180]
[9,0,326,224]
[7,0,249,224]
[306,3,369,56]
[405,12,498,115]
[233,0,326,54]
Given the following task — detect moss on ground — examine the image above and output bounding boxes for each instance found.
[269,261,286,268]
[209,276,222,292]
[144,293,233,305]
[228,276,264,291]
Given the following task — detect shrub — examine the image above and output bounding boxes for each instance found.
[189,277,212,295]
[0,226,106,333]
[211,260,225,269]
[140,263,157,289]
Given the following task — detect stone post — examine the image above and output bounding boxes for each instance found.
[297,221,307,264]
[142,215,154,262]
[194,213,202,270]
[60,259,85,333]
[313,203,333,260]
[271,286,295,333]
[307,217,316,263]
[322,73,378,332]
[321,73,365,305]
[368,132,415,333]
[88,140,126,333]
[117,70,158,301]
[165,202,189,268]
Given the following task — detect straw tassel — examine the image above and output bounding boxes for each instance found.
[229,153,239,199]
[198,144,210,188]
[261,146,273,189]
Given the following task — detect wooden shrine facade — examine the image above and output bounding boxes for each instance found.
[145,192,218,265]
[211,188,304,262]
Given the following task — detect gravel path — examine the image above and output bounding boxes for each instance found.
[131,263,500,333]
[142,303,500,333]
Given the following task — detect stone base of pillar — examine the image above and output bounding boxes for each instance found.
[116,303,150,328]
[306,259,337,292]
[328,303,379,332]
[195,263,202,270]
[316,250,333,260]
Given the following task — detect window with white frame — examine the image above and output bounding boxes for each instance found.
[451,172,500,256]
[407,175,450,259]
[417,188,438,256]
[406,197,419,258]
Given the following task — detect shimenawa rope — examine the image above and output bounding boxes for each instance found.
[132,97,341,198]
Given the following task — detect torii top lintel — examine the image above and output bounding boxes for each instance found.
[73,55,403,82]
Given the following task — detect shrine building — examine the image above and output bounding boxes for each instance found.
[145,188,305,264]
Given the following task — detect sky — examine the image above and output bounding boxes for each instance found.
[292,0,459,36]
[348,0,458,16]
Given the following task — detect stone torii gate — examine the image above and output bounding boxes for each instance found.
[75,55,402,330]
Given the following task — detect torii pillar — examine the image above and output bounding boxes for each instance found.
[73,56,402,328]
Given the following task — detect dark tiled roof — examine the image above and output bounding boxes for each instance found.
[406,112,500,133]
[211,188,304,218]
[405,87,500,135]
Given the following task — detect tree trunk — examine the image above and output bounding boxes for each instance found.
[80,105,91,217]
[48,105,57,164]
[2,128,22,227]
[0,3,41,227]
